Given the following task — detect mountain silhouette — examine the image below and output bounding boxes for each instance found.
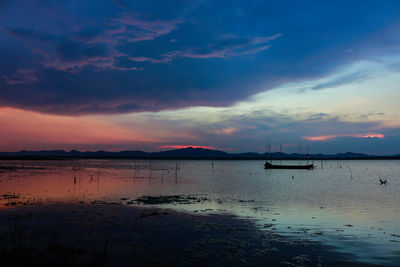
[0,147,398,160]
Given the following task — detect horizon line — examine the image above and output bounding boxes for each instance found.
[0,147,399,157]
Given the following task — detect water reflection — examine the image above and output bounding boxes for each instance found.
[0,159,399,263]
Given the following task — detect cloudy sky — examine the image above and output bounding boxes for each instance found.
[1,0,400,154]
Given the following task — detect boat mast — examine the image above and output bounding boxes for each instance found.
[270,142,272,164]
[267,142,272,164]
[265,145,268,163]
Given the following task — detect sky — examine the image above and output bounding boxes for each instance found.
[1,0,400,155]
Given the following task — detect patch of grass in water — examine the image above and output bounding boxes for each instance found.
[132,195,209,205]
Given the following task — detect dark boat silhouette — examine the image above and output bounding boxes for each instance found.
[264,143,314,169]
[264,162,314,170]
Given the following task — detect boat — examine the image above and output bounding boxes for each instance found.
[264,143,314,169]
[264,162,314,170]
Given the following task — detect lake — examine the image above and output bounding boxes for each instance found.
[1,159,399,265]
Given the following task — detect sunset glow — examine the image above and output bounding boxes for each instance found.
[0,107,160,151]
[303,133,385,142]
[159,145,218,150]
[2,2,400,265]
[353,133,385,139]
[0,1,399,155]
[302,135,340,142]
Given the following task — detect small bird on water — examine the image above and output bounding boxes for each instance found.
[379,178,387,185]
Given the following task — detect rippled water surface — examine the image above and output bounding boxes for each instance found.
[1,159,399,264]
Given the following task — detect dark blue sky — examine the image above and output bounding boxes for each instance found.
[0,0,400,153]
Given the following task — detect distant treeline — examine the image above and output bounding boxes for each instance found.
[0,148,399,160]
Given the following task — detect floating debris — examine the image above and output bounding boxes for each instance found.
[237,199,255,203]
[140,210,169,218]
[1,194,19,200]
[128,195,210,205]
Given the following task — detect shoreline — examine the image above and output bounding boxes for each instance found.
[2,156,400,161]
[0,202,389,266]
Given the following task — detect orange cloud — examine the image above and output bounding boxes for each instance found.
[159,145,218,150]
[303,133,384,141]
[303,135,340,141]
[353,133,384,138]
[214,127,239,135]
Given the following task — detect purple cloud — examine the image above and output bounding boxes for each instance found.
[4,12,184,72]
[0,0,399,117]
[179,34,281,59]
[1,69,37,85]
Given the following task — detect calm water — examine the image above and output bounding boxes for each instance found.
[1,159,399,264]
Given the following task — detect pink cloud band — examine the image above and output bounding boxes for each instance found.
[303,133,384,141]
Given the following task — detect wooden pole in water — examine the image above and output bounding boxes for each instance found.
[175,162,178,182]
[149,160,152,179]
[133,161,136,179]
[97,167,100,191]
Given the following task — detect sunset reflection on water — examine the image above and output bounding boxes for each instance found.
[1,159,400,264]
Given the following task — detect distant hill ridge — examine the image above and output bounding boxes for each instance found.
[0,147,399,160]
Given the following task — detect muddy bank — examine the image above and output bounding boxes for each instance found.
[0,203,384,267]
